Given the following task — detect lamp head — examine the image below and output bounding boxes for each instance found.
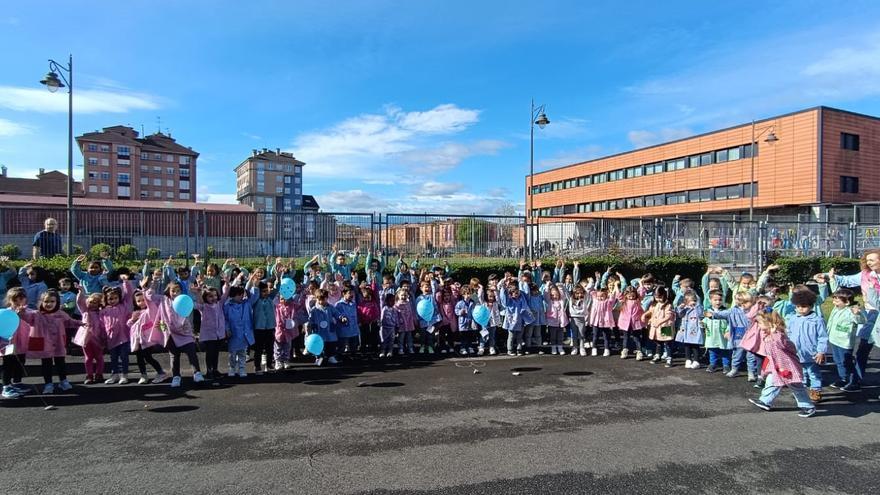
[535,112,550,129]
[40,71,64,93]
[764,131,778,143]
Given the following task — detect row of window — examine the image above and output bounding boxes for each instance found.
[531,143,755,195]
[254,161,300,174]
[139,165,189,177]
[531,182,757,217]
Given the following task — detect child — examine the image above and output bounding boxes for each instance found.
[328,244,360,280]
[568,282,592,356]
[2,288,31,399]
[70,254,112,295]
[455,286,476,355]
[357,283,381,355]
[128,286,167,384]
[195,279,231,379]
[73,291,107,384]
[478,288,501,356]
[785,288,829,403]
[274,280,303,370]
[248,278,277,375]
[748,312,816,418]
[498,278,532,356]
[671,275,700,308]
[523,281,546,354]
[17,263,47,309]
[395,288,416,354]
[100,278,134,385]
[58,277,79,319]
[706,291,754,379]
[17,290,80,394]
[150,281,205,388]
[701,267,728,310]
[825,288,865,392]
[223,283,256,377]
[379,293,400,357]
[0,256,15,303]
[702,290,731,373]
[308,289,341,366]
[335,286,360,355]
[195,262,224,292]
[417,281,442,354]
[365,249,387,285]
[645,286,675,367]
[436,279,458,354]
[589,287,615,357]
[544,283,569,356]
[675,290,704,369]
[617,286,646,360]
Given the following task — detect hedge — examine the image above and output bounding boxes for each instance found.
[770,256,861,285]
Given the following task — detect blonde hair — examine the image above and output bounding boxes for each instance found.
[860,248,880,271]
[756,311,785,334]
[734,291,755,306]
[5,287,26,307]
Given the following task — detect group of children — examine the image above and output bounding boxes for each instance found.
[1,247,878,418]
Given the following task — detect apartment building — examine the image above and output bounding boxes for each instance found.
[527,106,880,220]
[235,148,307,212]
[76,126,198,202]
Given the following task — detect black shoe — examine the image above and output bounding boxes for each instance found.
[748,398,771,411]
[841,383,862,393]
[798,408,816,418]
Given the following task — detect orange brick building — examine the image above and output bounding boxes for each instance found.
[527,106,880,220]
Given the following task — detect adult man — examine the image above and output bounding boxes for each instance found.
[32,218,63,259]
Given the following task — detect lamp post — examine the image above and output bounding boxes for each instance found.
[40,55,74,255]
[749,120,779,221]
[529,99,550,259]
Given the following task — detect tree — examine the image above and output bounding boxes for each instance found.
[455,218,490,253]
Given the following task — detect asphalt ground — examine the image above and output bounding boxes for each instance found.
[2,347,879,494]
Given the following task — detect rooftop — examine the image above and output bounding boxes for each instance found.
[76,126,199,157]
[0,194,253,212]
[0,169,83,197]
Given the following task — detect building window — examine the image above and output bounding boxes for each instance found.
[699,152,714,166]
[100,172,110,180]
[118,173,130,184]
[283,199,291,210]
[744,182,757,198]
[257,182,264,193]
[688,156,701,168]
[841,132,860,151]
[294,198,302,206]
[644,193,665,207]
[165,154,174,163]
[284,176,291,184]
[295,166,301,175]
[166,191,174,199]
[153,153,162,161]
[153,191,161,198]
[100,185,109,193]
[88,157,98,166]
[179,156,191,165]
[728,146,741,161]
[100,145,110,152]
[294,176,302,184]
[742,143,754,158]
[666,192,687,205]
[665,158,685,171]
[715,149,729,163]
[140,177,149,185]
[166,167,174,175]
[140,191,149,198]
[153,166,162,174]
[284,187,291,195]
[117,146,130,156]
[841,176,859,193]
[166,179,174,187]
[625,166,643,178]
[87,143,98,152]
[118,186,130,197]
[645,162,664,175]
[153,178,162,186]
[276,186,283,194]
[276,175,283,182]
[88,185,97,193]
[180,180,190,190]
[688,188,713,203]
[180,168,190,178]
[101,158,109,166]
[141,152,149,160]
[180,192,190,200]
[88,172,97,179]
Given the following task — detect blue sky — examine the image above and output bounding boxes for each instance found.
[1,1,880,214]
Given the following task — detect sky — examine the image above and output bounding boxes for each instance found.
[1,0,880,215]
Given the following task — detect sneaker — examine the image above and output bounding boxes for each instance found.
[459,349,468,356]
[571,348,579,356]
[690,361,700,370]
[580,348,587,357]
[508,351,516,356]
[428,346,436,354]
[118,375,130,385]
[477,348,485,356]
[808,389,822,403]
[585,342,592,349]
[661,351,669,360]
[104,374,120,385]
[193,372,205,383]
[421,346,428,354]
[408,347,416,354]
[538,349,546,355]
[378,353,386,358]
[748,398,771,411]
[665,357,673,368]
[170,376,182,388]
[516,351,523,356]
[726,369,739,378]
[747,372,757,382]
[83,375,94,385]
[58,379,73,391]
[152,372,169,384]
[1,385,21,399]
[841,383,862,393]
[603,349,610,357]
[829,380,846,389]
[440,349,448,354]
[620,349,628,359]
[138,375,150,385]
[42,383,55,394]
[238,371,248,378]
[468,347,476,355]
[705,365,717,373]
[722,367,731,375]
[652,354,662,363]
[261,356,268,368]
[754,379,764,389]
[274,362,284,371]
[798,408,816,418]
[685,360,692,368]
[489,348,498,356]
[328,356,339,365]
[635,351,644,361]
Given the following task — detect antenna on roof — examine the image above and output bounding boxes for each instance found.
[156,116,162,134]
[141,124,145,136]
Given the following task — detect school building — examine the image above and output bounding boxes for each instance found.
[527,106,880,222]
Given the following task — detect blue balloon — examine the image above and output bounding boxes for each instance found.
[305,333,324,356]
[280,278,296,299]
[172,294,194,318]
[416,298,434,322]
[0,308,20,340]
[473,304,490,328]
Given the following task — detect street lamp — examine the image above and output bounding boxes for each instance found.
[749,119,779,221]
[39,55,73,255]
[529,99,550,259]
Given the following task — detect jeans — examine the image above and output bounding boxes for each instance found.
[830,343,856,385]
[399,331,414,351]
[523,325,539,350]
[801,361,822,390]
[229,349,247,374]
[570,319,587,347]
[624,331,642,352]
[40,357,67,384]
[708,348,731,368]
[459,331,474,350]
[479,326,496,350]
[168,341,200,377]
[732,348,761,375]
[253,329,273,372]
[591,327,610,349]
[507,330,524,352]
[135,348,164,376]
[420,327,435,349]
[683,344,700,362]
[548,326,565,346]
[854,339,874,382]
[759,375,814,408]
[108,342,131,375]
[274,340,292,363]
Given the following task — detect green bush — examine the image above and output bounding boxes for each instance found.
[116,244,139,261]
[72,245,85,255]
[818,257,860,274]
[88,243,113,259]
[175,250,187,259]
[206,245,216,258]
[0,244,21,259]
[145,247,161,260]
[771,256,860,285]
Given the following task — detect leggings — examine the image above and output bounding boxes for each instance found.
[135,348,164,375]
[548,326,565,346]
[624,330,642,351]
[202,340,221,374]
[41,357,67,384]
[591,326,610,349]
[570,319,587,347]
[361,322,379,352]
[168,340,200,377]
[253,329,273,372]
[83,341,104,378]
[654,341,674,358]
[683,344,701,362]
[2,354,25,385]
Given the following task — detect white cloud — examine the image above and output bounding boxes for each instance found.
[801,35,880,98]
[316,189,393,211]
[0,118,33,137]
[198,193,238,204]
[412,181,464,197]
[0,86,161,114]
[363,179,396,185]
[627,128,693,149]
[291,104,498,179]
[316,187,512,215]
[537,145,604,170]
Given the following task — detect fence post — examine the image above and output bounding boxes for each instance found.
[849,221,857,258]
[202,211,208,259]
[757,221,767,271]
[184,210,190,258]
[470,213,476,258]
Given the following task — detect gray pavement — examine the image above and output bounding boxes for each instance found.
[2,350,878,494]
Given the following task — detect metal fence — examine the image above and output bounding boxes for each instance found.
[1,206,879,270]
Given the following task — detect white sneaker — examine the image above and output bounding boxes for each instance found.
[591,348,598,357]
[274,362,284,371]
[170,376,182,388]
[585,342,592,349]
[42,383,55,394]
[104,374,120,385]
[635,351,644,361]
[118,375,130,385]
[459,349,468,356]
[228,370,236,377]
[571,348,579,356]
[603,349,611,357]
[261,356,268,367]
[315,357,324,366]
[378,353,386,358]
[193,371,205,383]
[685,360,692,368]
[661,351,669,360]
[652,354,661,363]
[138,375,150,385]
[580,348,587,357]
[152,372,169,384]
[489,347,498,355]
[621,349,628,359]
[328,356,339,364]
[691,361,701,370]
[57,379,72,391]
